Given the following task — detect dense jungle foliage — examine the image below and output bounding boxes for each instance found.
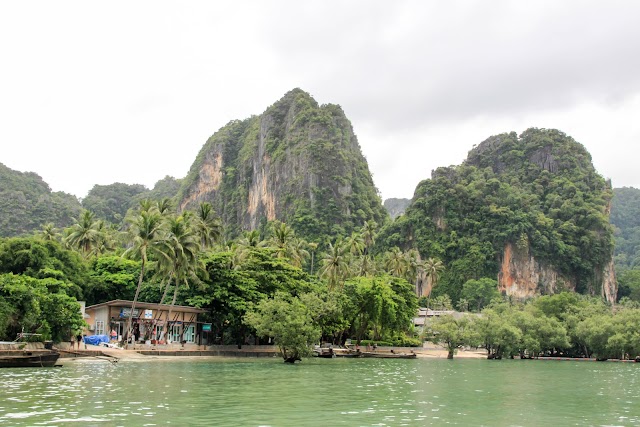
[0,199,421,350]
[377,128,615,302]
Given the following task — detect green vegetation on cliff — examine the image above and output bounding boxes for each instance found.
[610,187,640,301]
[0,161,182,237]
[82,183,149,224]
[82,176,182,226]
[0,163,81,237]
[378,128,614,301]
[611,187,640,270]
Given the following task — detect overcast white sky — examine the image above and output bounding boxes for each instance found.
[1,1,639,201]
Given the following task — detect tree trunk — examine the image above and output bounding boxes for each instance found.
[310,252,315,275]
[160,285,180,342]
[125,258,146,349]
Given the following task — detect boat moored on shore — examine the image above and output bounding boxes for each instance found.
[0,351,61,368]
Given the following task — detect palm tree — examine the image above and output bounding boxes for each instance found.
[194,202,222,249]
[122,205,167,347]
[138,199,155,213]
[357,253,377,277]
[233,230,263,268]
[385,247,408,277]
[423,257,445,307]
[238,230,261,248]
[267,221,295,259]
[288,237,310,268]
[90,220,116,257]
[157,214,206,342]
[39,223,59,241]
[319,240,350,290]
[156,198,174,216]
[346,231,365,256]
[64,210,101,257]
[404,248,423,295]
[361,220,378,255]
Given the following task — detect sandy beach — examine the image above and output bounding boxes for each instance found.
[58,343,488,362]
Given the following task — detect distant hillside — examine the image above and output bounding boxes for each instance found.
[82,183,149,224]
[177,88,388,243]
[611,187,640,270]
[82,176,181,225]
[378,128,616,302]
[384,198,410,219]
[0,162,81,237]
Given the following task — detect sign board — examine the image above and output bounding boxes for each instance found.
[119,308,140,318]
[144,309,153,319]
[202,323,212,332]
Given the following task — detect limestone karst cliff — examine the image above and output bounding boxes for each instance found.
[377,128,617,302]
[177,89,388,241]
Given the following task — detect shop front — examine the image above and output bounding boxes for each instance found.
[85,300,207,345]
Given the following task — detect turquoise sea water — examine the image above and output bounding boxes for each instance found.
[1,357,639,426]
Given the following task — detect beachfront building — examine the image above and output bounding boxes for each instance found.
[84,300,207,345]
[413,308,458,331]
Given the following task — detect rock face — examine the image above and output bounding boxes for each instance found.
[177,89,387,240]
[383,198,410,219]
[498,242,576,298]
[499,241,618,301]
[599,258,618,302]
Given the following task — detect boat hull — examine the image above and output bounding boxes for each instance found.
[361,352,417,359]
[0,352,60,368]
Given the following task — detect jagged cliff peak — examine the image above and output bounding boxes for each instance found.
[177,89,388,243]
[465,128,595,178]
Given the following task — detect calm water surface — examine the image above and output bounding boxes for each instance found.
[1,357,639,426]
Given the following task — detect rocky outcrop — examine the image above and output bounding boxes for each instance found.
[179,148,223,210]
[498,241,618,303]
[498,242,575,298]
[383,198,410,219]
[177,89,388,240]
[599,258,618,303]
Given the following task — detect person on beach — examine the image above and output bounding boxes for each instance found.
[76,334,82,349]
[110,330,117,341]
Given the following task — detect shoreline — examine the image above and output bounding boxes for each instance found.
[51,344,640,363]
